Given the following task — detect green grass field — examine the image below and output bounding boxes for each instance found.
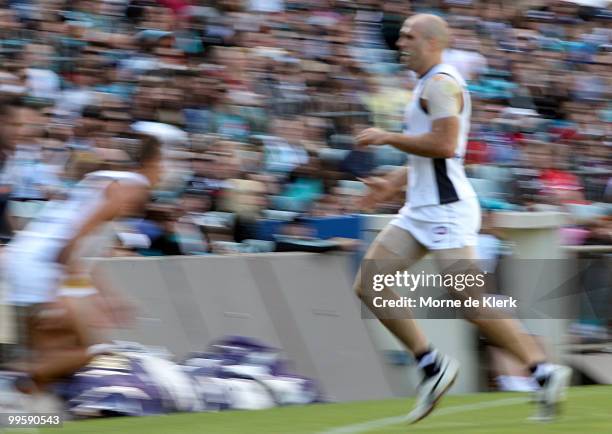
[31,386,611,434]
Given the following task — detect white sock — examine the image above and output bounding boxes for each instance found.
[532,363,554,381]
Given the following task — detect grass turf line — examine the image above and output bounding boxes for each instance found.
[30,385,611,434]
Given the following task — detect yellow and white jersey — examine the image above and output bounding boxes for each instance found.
[5,170,149,306]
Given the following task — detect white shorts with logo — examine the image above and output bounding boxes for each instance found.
[391,196,481,250]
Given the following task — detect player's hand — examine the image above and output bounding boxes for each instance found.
[357,176,392,211]
[355,128,390,148]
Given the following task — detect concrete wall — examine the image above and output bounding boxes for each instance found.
[86,248,489,396]
[93,253,397,402]
[0,211,573,400]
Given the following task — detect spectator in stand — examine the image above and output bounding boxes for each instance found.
[0,0,609,251]
[538,146,587,206]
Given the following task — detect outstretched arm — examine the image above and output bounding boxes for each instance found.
[358,117,459,158]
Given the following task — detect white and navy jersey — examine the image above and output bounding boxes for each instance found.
[400,63,476,213]
[8,170,149,263]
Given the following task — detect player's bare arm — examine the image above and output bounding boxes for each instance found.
[56,182,149,266]
[356,75,463,158]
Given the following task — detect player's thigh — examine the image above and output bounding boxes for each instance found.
[355,224,427,294]
[28,301,76,352]
[432,245,477,263]
[432,245,481,277]
[57,296,105,347]
[365,224,427,263]
[431,246,483,299]
[29,297,97,352]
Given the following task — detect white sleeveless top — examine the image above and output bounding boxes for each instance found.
[8,170,150,263]
[399,63,476,217]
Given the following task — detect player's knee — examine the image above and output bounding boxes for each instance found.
[459,305,488,323]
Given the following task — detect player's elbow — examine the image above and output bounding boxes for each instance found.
[438,142,457,158]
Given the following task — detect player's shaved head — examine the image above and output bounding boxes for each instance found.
[406,14,450,50]
[397,13,451,74]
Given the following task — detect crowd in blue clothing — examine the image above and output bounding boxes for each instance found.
[0,0,610,253]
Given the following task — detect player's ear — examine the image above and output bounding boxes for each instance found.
[431,37,444,52]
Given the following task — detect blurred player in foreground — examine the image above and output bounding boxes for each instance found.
[3,132,162,393]
[355,14,570,423]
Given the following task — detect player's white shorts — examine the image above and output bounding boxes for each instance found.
[391,196,481,250]
[3,254,63,306]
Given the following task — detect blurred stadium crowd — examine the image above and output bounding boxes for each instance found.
[0,0,610,255]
